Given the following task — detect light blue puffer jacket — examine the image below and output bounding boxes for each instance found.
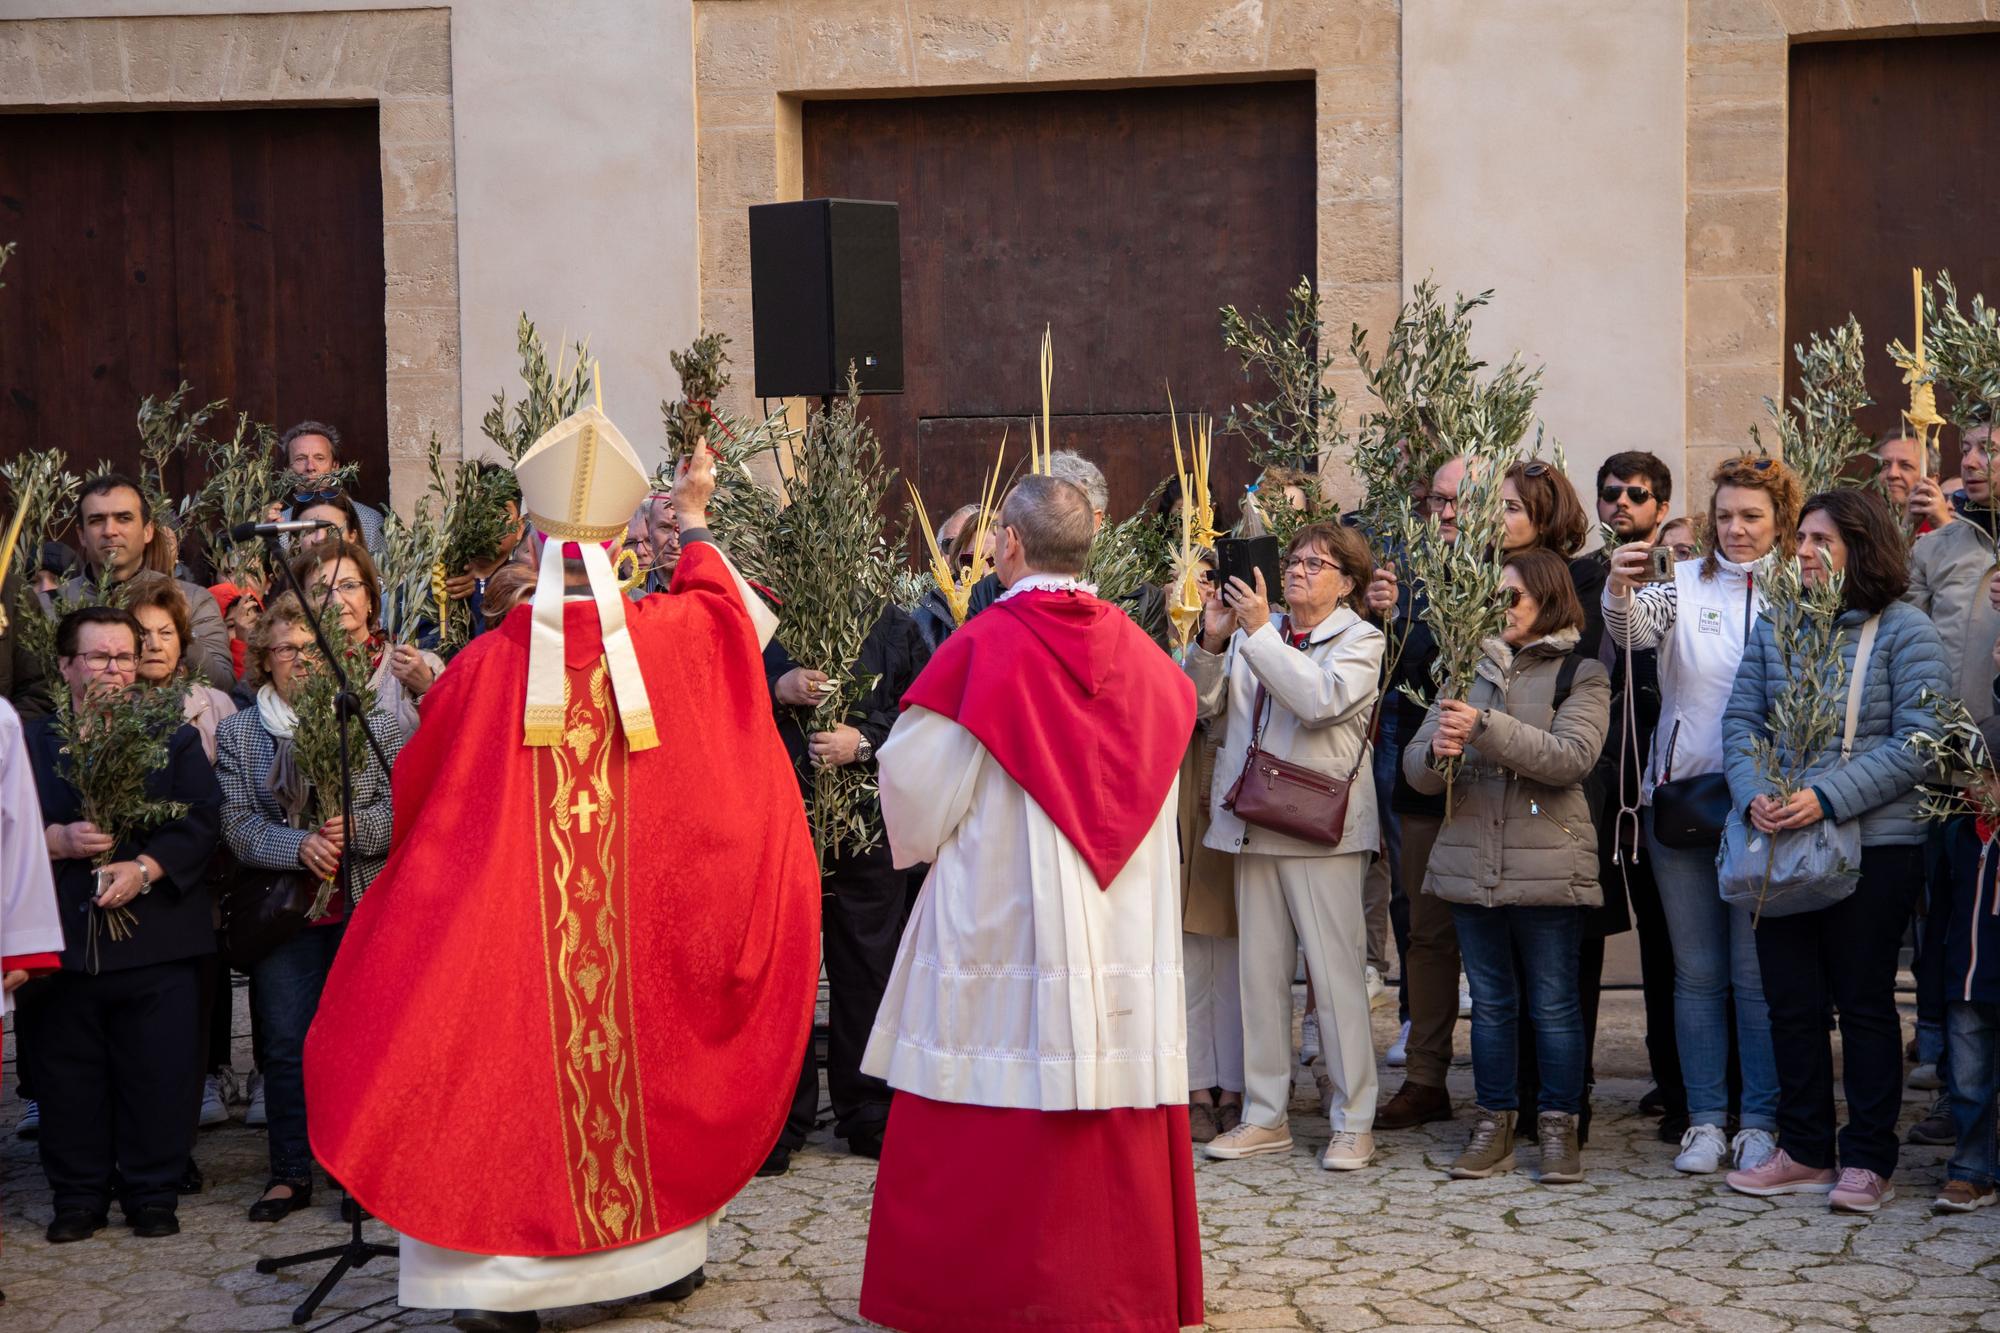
[1720,599,1947,846]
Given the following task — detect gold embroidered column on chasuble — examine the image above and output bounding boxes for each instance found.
[530,660,658,1248]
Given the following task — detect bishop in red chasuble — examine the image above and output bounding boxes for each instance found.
[304,413,819,1326]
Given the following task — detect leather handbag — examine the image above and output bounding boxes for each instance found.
[1649,720,1733,849]
[1221,621,1371,848]
[219,864,317,971]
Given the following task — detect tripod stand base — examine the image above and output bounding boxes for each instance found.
[256,1235,398,1325]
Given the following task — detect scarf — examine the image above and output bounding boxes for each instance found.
[257,684,311,823]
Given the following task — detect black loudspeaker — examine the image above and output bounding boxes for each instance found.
[749,198,903,398]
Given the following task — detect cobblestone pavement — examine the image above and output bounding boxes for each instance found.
[3,990,1996,1332]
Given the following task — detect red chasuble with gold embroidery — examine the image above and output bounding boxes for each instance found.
[304,541,819,1258]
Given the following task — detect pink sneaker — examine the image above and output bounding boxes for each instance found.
[1829,1167,1895,1214]
[1725,1148,1837,1197]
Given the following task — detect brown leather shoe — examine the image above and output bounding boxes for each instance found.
[1376,1079,1453,1130]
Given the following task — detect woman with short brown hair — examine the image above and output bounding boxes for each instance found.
[1185,520,1387,1170]
[1407,547,1610,1184]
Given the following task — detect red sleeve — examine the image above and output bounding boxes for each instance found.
[667,540,733,599]
[2,953,61,976]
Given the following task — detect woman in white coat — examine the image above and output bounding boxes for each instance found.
[1185,522,1385,1171]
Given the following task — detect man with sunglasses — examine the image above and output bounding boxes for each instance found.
[1588,451,1689,1140]
[281,421,387,562]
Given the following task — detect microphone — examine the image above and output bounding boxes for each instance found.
[228,519,337,544]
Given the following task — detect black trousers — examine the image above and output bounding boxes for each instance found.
[1622,853,1688,1117]
[1753,843,1925,1177]
[17,960,203,1216]
[782,851,911,1147]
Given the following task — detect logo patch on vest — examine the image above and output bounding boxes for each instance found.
[1698,607,1723,635]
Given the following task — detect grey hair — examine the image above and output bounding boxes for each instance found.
[281,420,344,460]
[1871,430,1941,477]
[1046,450,1109,515]
[999,475,1095,576]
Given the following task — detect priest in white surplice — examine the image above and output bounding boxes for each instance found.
[1,696,64,1009]
[858,475,1205,1333]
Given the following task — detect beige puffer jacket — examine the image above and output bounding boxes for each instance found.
[1402,628,1610,909]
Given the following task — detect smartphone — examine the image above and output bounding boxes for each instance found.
[1215,536,1282,601]
[1645,544,1674,582]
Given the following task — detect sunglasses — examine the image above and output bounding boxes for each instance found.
[293,487,343,505]
[1497,587,1522,609]
[1600,485,1654,505]
[1520,461,1554,478]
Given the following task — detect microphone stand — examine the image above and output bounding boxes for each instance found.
[250,531,396,1325]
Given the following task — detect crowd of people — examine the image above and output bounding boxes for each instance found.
[2,409,1998,1316]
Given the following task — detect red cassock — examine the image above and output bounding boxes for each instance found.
[304,541,821,1258]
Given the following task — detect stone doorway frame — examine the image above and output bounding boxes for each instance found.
[1684,0,2000,485]
[0,9,460,504]
[691,0,1405,445]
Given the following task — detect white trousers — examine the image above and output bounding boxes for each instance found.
[1184,932,1244,1093]
[1236,851,1377,1132]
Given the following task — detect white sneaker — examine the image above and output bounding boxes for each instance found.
[1386,1020,1411,1068]
[244,1073,267,1127]
[1731,1127,1777,1171]
[1322,1129,1376,1171]
[1907,1062,1942,1091]
[1365,966,1389,1009]
[199,1075,230,1127]
[1674,1123,1729,1174]
[15,1099,39,1139]
[1458,976,1473,1019]
[1299,1011,1321,1065]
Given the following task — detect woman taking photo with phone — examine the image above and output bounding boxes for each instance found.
[1601,454,1801,1177]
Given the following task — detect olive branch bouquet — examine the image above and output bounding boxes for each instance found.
[53,680,190,945]
[1740,558,1851,923]
[1749,317,1872,500]
[287,613,381,917]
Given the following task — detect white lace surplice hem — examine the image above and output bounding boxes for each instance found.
[398,1210,716,1313]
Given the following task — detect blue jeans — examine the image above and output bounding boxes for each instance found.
[1947,1001,2000,1186]
[249,922,346,1182]
[1372,712,1410,1019]
[1448,902,1586,1115]
[1643,807,1778,1131]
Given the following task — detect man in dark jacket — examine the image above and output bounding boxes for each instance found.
[763,606,933,1166]
[17,606,223,1243]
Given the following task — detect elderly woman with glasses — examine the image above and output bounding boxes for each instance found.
[17,606,223,1244]
[213,593,405,1223]
[1186,522,1387,1171]
[289,540,444,737]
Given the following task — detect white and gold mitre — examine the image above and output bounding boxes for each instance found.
[516,405,659,752]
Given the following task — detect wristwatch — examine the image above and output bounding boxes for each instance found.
[855,736,874,764]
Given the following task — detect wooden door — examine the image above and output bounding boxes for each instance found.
[1786,34,2000,452]
[0,108,388,507]
[801,81,1315,526]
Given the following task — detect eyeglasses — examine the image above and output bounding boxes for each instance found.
[1600,485,1654,505]
[266,644,310,664]
[1667,542,1698,562]
[318,579,368,599]
[74,652,139,671]
[1425,493,1460,515]
[1283,555,1340,576]
[1497,587,1523,609]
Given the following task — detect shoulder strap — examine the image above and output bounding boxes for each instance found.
[1839,614,1883,761]
[1552,650,1582,712]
